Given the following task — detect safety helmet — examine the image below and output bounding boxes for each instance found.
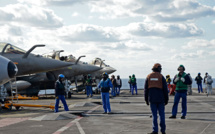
[152,63,162,72]
[177,65,185,71]
[103,72,108,75]
[103,72,108,77]
[132,74,135,77]
[129,75,131,78]
[58,74,65,78]
[88,74,91,77]
[166,75,170,77]
[152,63,162,69]
[198,72,201,75]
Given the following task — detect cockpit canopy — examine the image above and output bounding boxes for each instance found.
[91,57,110,67]
[0,42,26,54]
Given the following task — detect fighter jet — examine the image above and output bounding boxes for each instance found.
[0,55,18,84]
[13,51,102,96]
[0,42,74,76]
[70,57,116,92]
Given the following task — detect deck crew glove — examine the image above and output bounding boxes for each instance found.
[174,77,180,83]
[181,77,185,82]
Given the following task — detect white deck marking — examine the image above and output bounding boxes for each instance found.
[53,105,100,134]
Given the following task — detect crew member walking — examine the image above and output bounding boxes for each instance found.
[203,72,208,93]
[169,65,192,119]
[98,72,113,114]
[116,75,122,95]
[54,74,69,113]
[195,73,203,93]
[131,74,138,95]
[206,75,213,96]
[145,63,169,134]
[110,75,117,97]
[86,74,93,97]
[128,76,132,92]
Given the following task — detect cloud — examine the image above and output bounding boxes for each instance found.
[171,50,206,60]
[0,3,63,28]
[18,0,98,6]
[87,0,215,22]
[124,22,203,38]
[150,0,215,22]
[57,24,123,42]
[183,39,215,49]
[72,12,79,17]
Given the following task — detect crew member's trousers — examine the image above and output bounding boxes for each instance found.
[172,92,187,117]
[111,86,116,97]
[197,83,203,93]
[150,102,166,133]
[86,86,93,96]
[207,85,212,95]
[55,95,69,113]
[116,85,121,95]
[101,92,111,113]
[132,84,138,95]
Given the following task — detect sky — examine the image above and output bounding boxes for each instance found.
[0,0,215,78]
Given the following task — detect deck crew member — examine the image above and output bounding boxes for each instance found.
[131,74,138,95]
[86,74,93,97]
[54,74,69,113]
[98,72,113,114]
[145,63,169,134]
[116,75,122,95]
[169,65,192,119]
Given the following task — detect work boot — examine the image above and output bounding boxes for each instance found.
[147,132,158,134]
[103,112,107,114]
[181,116,186,119]
[169,115,176,119]
[162,132,166,134]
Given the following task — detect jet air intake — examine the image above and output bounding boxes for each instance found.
[0,55,18,84]
[8,61,18,78]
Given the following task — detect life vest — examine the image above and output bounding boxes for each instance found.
[116,79,121,85]
[86,78,92,85]
[147,72,163,89]
[131,77,136,83]
[175,72,188,91]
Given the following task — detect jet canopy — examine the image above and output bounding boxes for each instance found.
[0,42,26,54]
[91,57,110,67]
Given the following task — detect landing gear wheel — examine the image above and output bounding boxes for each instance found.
[15,106,20,110]
[8,105,12,111]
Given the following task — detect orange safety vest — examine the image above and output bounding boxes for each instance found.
[147,72,163,89]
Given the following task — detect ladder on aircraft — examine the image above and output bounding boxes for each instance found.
[10,77,18,103]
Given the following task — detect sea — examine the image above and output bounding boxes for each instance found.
[39,78,215,95]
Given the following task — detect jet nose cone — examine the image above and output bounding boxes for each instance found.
[106,67,116,74]
[7,61,18,78]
